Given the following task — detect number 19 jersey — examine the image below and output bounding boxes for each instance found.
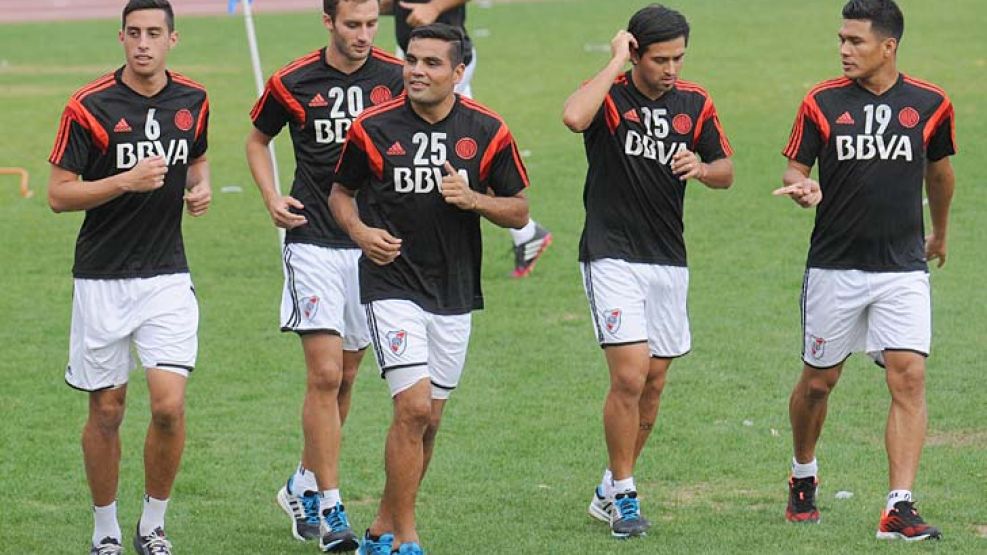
[782,74,956,272]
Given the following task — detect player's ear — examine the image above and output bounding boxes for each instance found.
[323,12,334,31]
[169,30,179,48]
[452,62,465,85]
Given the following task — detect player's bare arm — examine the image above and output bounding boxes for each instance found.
[47,155,167,213]
[329,182,402,265]
[244,128,308,229]
[671,150,733,188]
[562,30,637,132]
[924,156,954,268]
[399,0,467,27]
[439,161,529,228]
[773,159,821,208]
[184,156,211,217]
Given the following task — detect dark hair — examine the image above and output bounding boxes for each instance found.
[627,4,690,54]
[323,0,373,20]
[409,23,465,67]
[122,0,174,32]
[842,0,904,42]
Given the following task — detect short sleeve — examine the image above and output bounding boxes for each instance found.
[48,99,100,174]
[926,99,956,162]
[334,119,374,189]
[191,97,209,159]
[480,123,528,197]
[250,77,293,137]
[694,97,732,162]
[782,98,824,167]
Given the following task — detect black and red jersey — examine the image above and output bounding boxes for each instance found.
[394,0,472,64]
[578,72,732,266]
[49,67,209,279]
[334,95,528,314]
[250,47,403,248]
[783,74,956,272]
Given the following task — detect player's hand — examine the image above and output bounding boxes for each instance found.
[184,182,211,217]
[122,156,168,192]
[611,30,638,64]
[671,149,706,181]
[266,195,308,229]
[354,226,402,266]
[439,161,477,211]
[925,234,947,268]
[773,179,822,208]
[400,1,440,27]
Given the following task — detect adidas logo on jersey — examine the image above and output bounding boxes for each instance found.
[387,141,406,156]
[309,93,329,107]
[113,118,133,133]
[623,109,640,123]
[835,111,855,125]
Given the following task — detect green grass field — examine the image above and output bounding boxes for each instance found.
[1,0,985,552]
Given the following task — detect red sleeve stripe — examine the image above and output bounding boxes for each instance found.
[169,71,206,91]
[693,95,733,156]
[371,47,404,66]
[249,88,270,121]
[479,123,510,183]
[338,119,384,180]
[923,98,955,149]
[269,74,306,125]
[782,89,834,159]
[603,93,620,134]
[195,97,210,141]
[358,95,406,120]
[50,96,109,162]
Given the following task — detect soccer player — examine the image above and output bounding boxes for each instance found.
[380,0,553,278]
[775,0,954,541]
[329,23,530,555]
[562,4,734,538]
[244,0,403,551]
[47,2,210,554]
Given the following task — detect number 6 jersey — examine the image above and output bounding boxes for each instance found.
[783,74,956,272]
[49,67,209,279]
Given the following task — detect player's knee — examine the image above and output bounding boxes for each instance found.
[802,377,834,401]
[609,372,647,399]
[394,397,432,432]
[887,367,926,399]
[149,398,185,432]
[307,363,343,394]
[89,398,125,432]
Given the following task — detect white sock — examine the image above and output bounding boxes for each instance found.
[791,457,818,479]
[320,489,342,513]
[509,219,537,245]
[612,476,636,495]
[600,468,613,498]
[886,489,912,511]
[92,501,121,545]
[139,495,168,536]
[290,463,317,494]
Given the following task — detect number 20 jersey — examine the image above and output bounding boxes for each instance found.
[579,72,732,267]
[250,47,404,248]
[783,74,956,272]
[49,67,209,279]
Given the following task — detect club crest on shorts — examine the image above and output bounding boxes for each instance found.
[386,330,408,356]
[300,295,319,320]
[809,335,826,359]
[604,308,622,334]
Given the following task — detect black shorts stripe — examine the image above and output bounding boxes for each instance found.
[799,267,810,359]
[155,362,194,372]
[430,380,456,391]
[381,362,428,373]
[283,244,301,329]
[583,262,604,343]
[364,302,387,369]
[64,378,117,393]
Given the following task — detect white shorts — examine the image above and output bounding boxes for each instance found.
[280,243,370,351]
[365,299,472,399]
[66,273,198,392]
[581,258,691,358]
[396,45,476,98]
[801,268,931,368]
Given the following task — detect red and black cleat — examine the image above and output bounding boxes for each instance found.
[786,476,820,523]
[877,501,942,541]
